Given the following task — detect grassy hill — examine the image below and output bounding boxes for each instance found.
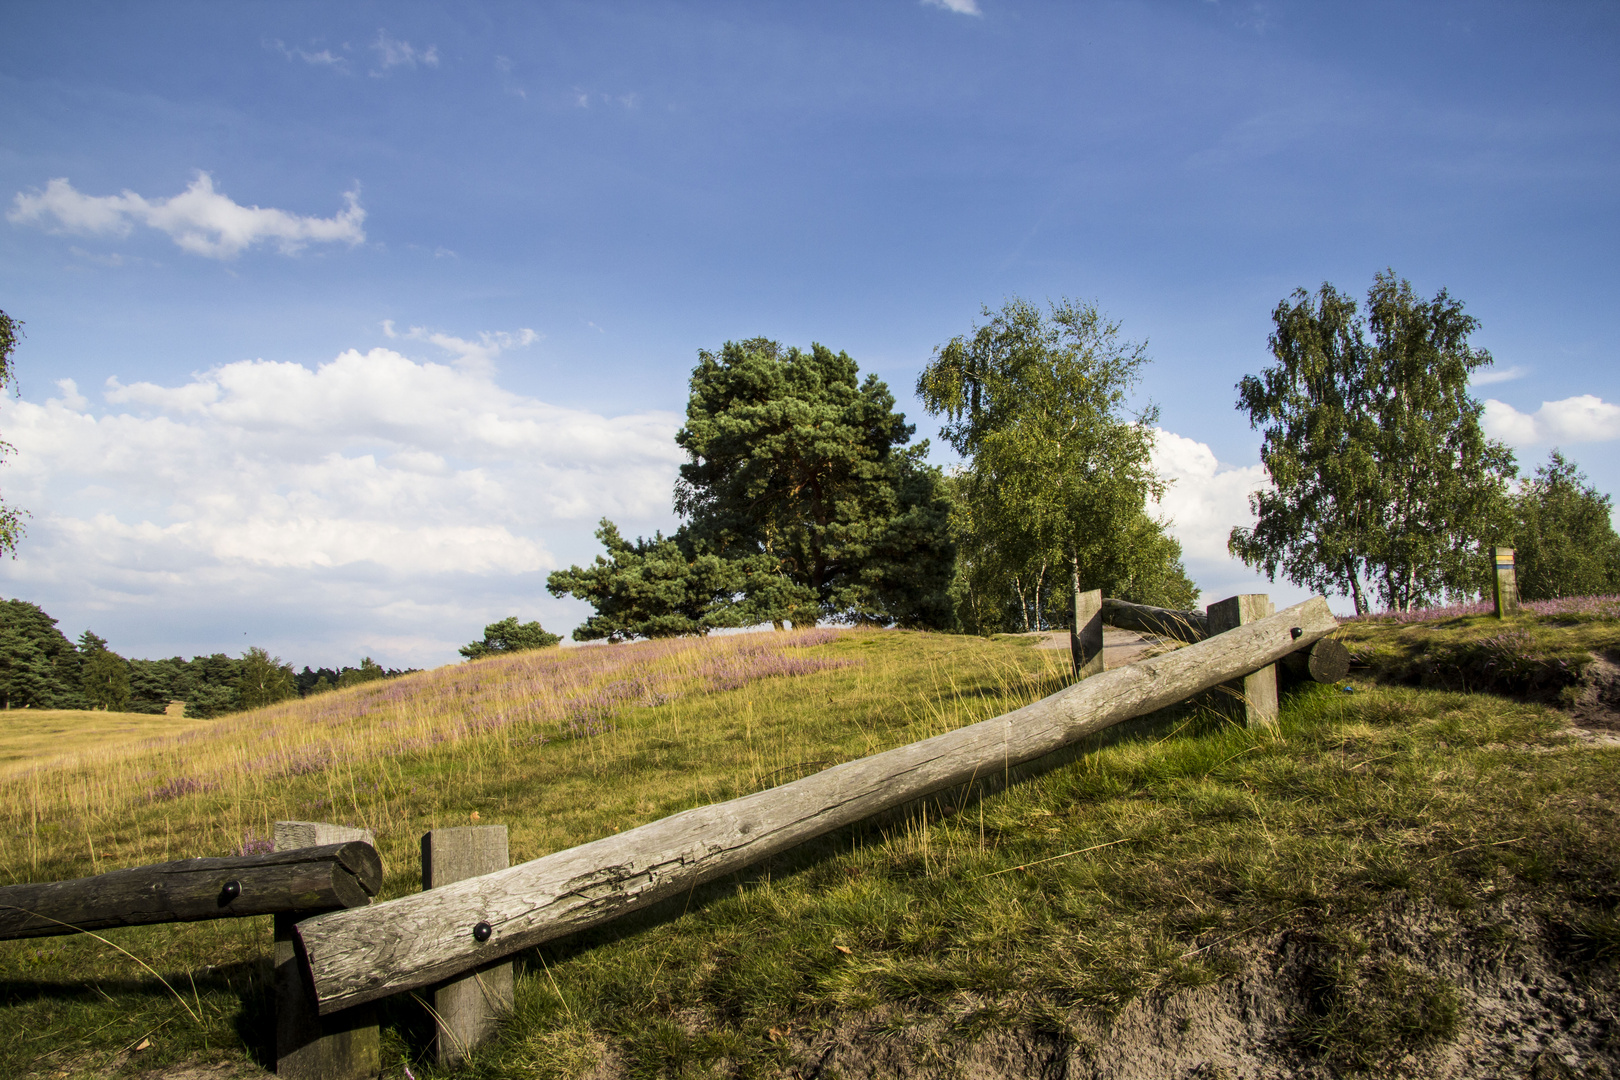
[2,616,1617,1078]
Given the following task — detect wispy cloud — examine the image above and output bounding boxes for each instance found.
[9,173,365,259]
[1484,394,1620,445]
[381,321,538,371]
[1471,364,1529,386]
[371,30,438,73]
[267,38,350,71]
[922,0,983,14]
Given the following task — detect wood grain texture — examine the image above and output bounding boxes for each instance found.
[1279,638,1352,684]
[1070,588,1103,679]
[423,826,514,1065]
[0,842,381,940]
[1100,597,1209,642]
[275,824,380,1080]
[298,596,1339,1014]
[1206,594,1279,727]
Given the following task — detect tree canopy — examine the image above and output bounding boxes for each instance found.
[1510,450,1620,601]
[548,521,806,642]
[1229,271,1516,613]
[919,298,1194,633]
[460,615,565,658]
[675,338,954,627]
[0,310,26,556]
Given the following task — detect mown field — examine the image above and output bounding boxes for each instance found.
[3,613,1618,1079]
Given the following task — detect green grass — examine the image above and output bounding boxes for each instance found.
[3,623,1619,1077]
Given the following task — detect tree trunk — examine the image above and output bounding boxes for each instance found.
[296,597,1340,1015]
[1344,557,1367,616]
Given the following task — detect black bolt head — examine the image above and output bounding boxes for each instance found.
[219,880,241,905]
[473,921,493,943]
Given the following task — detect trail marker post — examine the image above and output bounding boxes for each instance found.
[1205,594,1279,727]
[421,825,515,1064]
[1493,547,1519,618]
[1071,588,1103,679]
[273,822,381,1080]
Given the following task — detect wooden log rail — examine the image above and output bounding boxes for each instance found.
[1103,595,1349,684]
[1101,597,1209,642]
[296,595,1339,1014]
[0,841,382,941]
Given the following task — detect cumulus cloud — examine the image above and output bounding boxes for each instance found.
[8,173,365,258]
[372,31,438,72]
[922,0,983,13]
[1144,428,1323,609]
[1149,429,1269,565]
[1483,394,1620,446]
[0,340,684,666]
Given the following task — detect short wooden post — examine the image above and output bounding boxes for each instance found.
[1492,547,1519,618]
[274,822,381,1080]
[422,826,514,1065]
[1071,588,1104,679]
[1205,595,1279,727]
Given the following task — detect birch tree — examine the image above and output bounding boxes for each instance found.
[1230,271,1515,613]
[919,298,1192,633]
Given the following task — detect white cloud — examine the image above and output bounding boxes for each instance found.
[372,31,438,72]
[0,338,684,666]
[381,320,538,372]
[9,174,365,259]
[922,0,983,13]
[1484,394,1620,445]
[1150,429,1268,565]
[1470,364,1529,386]
[268,38,349,69]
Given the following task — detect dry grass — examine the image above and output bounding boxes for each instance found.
[0,627,1072,1078]
[0,708,222,778]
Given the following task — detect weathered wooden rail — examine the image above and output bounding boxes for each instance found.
[296,595,1339,1014]
[1101,595,1349,684]
[0,841,381,940]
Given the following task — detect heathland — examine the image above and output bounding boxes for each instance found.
[3,609,1619,1078]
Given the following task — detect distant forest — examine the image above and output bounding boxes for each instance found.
[0,597,415,716]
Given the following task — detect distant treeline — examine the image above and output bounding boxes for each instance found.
[0,597,415,716]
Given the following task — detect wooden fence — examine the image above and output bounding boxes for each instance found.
[4,592,1344,1077]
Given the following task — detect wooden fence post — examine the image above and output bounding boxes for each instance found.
[1071,588,1103,679]
[274,822,381,1080]
[1493,547,1519,618]
[1205,595,1279,727]
[422,826,514,1065]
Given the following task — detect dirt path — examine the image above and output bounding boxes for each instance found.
[1014,627,1180,669]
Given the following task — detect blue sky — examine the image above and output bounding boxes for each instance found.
[1,1,1616,668]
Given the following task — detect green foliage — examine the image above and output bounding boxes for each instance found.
[0,598,86,709]
[337,657,387,688]
[236,646,297,710]
[0,310,25,557]
[128,655,241,717]
[460,616,565,659]
[676,338,955,628]
[919,298,1193,633]
[549,520,810,642]
[1510,450,1620,601]
[1230,271,1516,613]
[78,630,130,711]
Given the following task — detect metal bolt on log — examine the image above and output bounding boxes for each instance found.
[421,825,514,1065]
[0,840,381,941]
[295,596,1339,1015]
